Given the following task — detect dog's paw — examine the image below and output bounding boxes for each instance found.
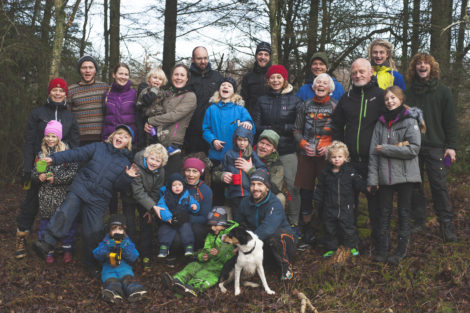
[234,289,241,296]
[218,283,227,294]
[266,289,275,295]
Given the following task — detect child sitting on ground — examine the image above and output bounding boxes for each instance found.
[135,66,179,155]
[155,173,200,258]
[93,214,147,303]
[31,120,79,264]
[161,207,238,297]
[314,141,366,259]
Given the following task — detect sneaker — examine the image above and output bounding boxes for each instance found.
[158,245,169,258]
[102,288,123,304]
[63,251,73,263]
[323,250,335,258]
[173,280,198,297]
[184,245,194,257]
[33,240,53,260]
[15,230,29,259]
[281,266,294,281]
[142,257,151,270]
[127,289,147,302]
[46,253,54,264]
[290,224,302,241]
[350,248,359,256]
[167,146,181,156]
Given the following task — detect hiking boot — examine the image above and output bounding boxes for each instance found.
[323,250,335,258]
[142,257,151,270]
[15,230,29,259]
[173,279,198,297]
[125,282,147,303]
[32,240,53,260]
[387,236,409,265]
[63,250,73,263]
[350,248,360,256]
[184,245,194,257]
[440,222,458,242]
[102,288,123,304]
[158,245,169,258]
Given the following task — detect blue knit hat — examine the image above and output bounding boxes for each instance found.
[115,124,135,141]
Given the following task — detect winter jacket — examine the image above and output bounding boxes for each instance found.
[314,163,366,216]
[197,220,239,262]
[131,150,165,212]
[331,77,386,161]
[185,63,224,153]
[367,108,422,186]
[147,89,197,147]
[157,187,200,222]
[31,147,79,218]
[296,76,345,102]
[405,79,458,150]
[202,96,255,161]
[50,142,133,206]
[23,99,80,174]
[68,81,109,142]
[235,191,292,241]
[241,61,271,114]
[372,66,406,90]
[102,80,137,142]
[253,84,302,156]
[259,151,285,196]
[293,96,337,154]
[93,234,139,281]
[186,180,213,225]
[221,126,267,199]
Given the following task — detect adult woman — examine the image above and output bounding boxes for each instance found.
[144,64,197,177]
[293,73,337,246]
[253,65,302,235]
[102,63,137,143]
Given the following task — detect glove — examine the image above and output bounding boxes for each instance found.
[142,91,157,106]
[172,212,189,227]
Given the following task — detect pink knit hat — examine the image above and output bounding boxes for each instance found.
[183,158,205,174]
[44,120,63,140]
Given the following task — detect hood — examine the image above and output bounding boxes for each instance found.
[232,125,254,148]
[189,62,213,77]
[209,93,244,107]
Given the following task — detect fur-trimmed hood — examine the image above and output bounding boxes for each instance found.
[209,92,245,106]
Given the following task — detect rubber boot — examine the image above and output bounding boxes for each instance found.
[387,236,409,265]
[16,230,29,259]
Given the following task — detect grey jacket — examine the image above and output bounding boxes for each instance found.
[131,150,165,211]
[368,108,422,186]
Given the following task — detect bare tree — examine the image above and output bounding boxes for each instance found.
[430,0,452,81]
[79,0,94,56]
[162,0,177,77]
[109,0,120,80]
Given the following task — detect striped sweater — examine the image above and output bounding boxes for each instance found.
[68,81,109,143]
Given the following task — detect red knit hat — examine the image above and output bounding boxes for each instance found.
[48,78,69,95]
[266,64,288,81]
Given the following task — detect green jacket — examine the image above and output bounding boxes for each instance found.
[198,220,238,263]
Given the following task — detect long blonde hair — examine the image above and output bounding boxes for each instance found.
[41,137,67,156]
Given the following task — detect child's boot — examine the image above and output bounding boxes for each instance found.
[46,252,54,264]
[63,245,73,263]
[102,278,124,304]
[122,275,147,302]
[387,236,409,265]
[15,229,29,259]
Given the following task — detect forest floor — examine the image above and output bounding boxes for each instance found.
[1,176,469,313]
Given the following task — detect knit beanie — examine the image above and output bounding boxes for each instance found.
[256,42,272,55]
[109,214,127,228]
[77,55,99,74]
[44,120,63,140]
[183,158,205,175]
[266,64,288,81]
[167,173,185,189]
[309,52,329,68]
[207,207,228,226]
[48,78,69,95]
[115,124,135,141]
[219,77,237,92]
[258,129,280,149]
[250,169,271,189]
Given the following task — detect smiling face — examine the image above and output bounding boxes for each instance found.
[192,47,209,71]
[329,150,347,169]
[171,180,184,195]
[256,51,270,68]
[311,59,328,76]
[313,77,331,99]
[49,87,66,102]
[184,167,201,185]
[236,136,249,151]
[211,225,225,235]
[256,138,275,159]
[44,133,59,148]
[351,59,373,87]
[112,130,131,150]
[415,60,431,81]
[268,73,285,92]
[80,61,96,84]
[113,66,130,86]
[148,75,163,88]
[250,180,269,203]
[371,44,389,65]
[171,66,189,89]
[219,82,234,100]
[384,90,402,111]
[146,154,163,171]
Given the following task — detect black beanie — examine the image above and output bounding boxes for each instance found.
[256,42,272,55]
[250,169,271,189]
[109,214,127,228]
[219,77,237,92]
[77,55,99,74]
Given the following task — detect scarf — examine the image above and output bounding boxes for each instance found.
[313,95,330,104]
[384,105,405,122]
[411,77,439,95]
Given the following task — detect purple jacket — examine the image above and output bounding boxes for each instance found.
[102,80,137,142]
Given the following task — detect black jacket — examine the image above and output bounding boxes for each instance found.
[331,77,385,160]
[253,84,301,156]
[23,99,80,174]
[185,63,223,153]
[241,61,271,115]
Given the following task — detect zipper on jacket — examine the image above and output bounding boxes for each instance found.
[239,150,244,197]
[356,90,364,156]
[387,126,392,185]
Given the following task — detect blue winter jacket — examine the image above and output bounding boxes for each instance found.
[202,98,255,161]
[157,187,200,222]
[234,191,292,241]
[186,180,212,225]
[296,77,345,102]
[222,126,266,199]
[51,142,133,206]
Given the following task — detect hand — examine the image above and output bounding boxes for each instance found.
[191,204,198,211]
[209,248,219,256]
[213,140,225,151]
[444,149,456,163]
[239,121,253,130]
[38,173,47,182]
[42,157,53,166]
[234,157,253,173]
[144,122,153,134]
[143,211,152,223]
[46,172,54,183]
[202,253,209,261]
[153,206,165,220]
[142,91,157,106]
[367,185,379,195]
[317,146,328,156]
[304,144,316,157]
[126,163,140,177]
[222,172,233,184]
[376,145,382,152]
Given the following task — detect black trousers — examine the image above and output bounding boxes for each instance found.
[123,203,155,259]
[16,180,39,231]
[265,228,296,274]
[323,204,358,250]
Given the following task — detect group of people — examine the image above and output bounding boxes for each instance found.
[15,38,458,303]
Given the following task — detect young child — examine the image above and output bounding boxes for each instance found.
[161,207,238,297]
[33,124,139,278]
[31,120,79,264]
[314,141,365,258]
[155,173,200,258]
[128,143,168,270]
[368,86,422,264]
[135,66,179,155]
[217,125,266,214]
[92,214,147,303]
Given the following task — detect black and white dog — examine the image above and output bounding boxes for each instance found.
[219,227,275,296]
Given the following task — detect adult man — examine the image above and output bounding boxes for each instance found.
[331,58,386,249]
[405,53,458,242]
[234,169,295,281]
[241,41,272,115]
[296,51,345,101]
[185,46,223,154]
[68,55,109,145]
[368,39,406,90]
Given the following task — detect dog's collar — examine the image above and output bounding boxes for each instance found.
[241,241,256,255]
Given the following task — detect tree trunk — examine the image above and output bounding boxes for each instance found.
[49,0,67,79]
[410,0,420,57]
[80,0,93,56]
[401,0,409,74]
[452,0,468,103]
[430,0,452,82]
[39,0,54,96]
[267,0,280,64]
[31,0,41,29]
[319,0,328,51]
[103,0,109,79]
[109,0,120,81]
[162,0,177,78]
[306,0,319,64]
